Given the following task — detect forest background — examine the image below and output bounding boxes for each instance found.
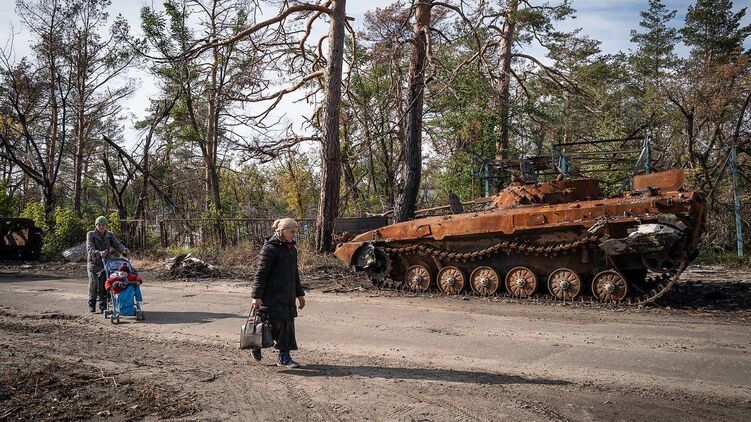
[0,0,749,259]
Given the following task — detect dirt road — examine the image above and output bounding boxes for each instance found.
[0,266,749,421]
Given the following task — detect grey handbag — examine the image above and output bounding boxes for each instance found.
[239,308,272,349]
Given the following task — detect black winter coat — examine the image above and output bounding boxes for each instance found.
[251,236,305,320]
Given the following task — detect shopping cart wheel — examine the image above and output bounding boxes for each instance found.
[110,314,116,324]
[136,312,144,321]
[116,315,120,324]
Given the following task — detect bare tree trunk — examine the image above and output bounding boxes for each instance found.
[101,153,128,220]
[493,0,517,159]
[340,117,363,214]
[205,2,222,214]
[134,136,152,221]
[72,107,85,215]
[315,0,346,252]
[394,0,431,223]
[205,1,225,245]
[135,97,176,220]
[46,74,58,179]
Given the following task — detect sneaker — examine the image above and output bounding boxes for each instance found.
[88,305,96,313]
[276,353,300,368]
[285,358,301,368]
[251,349,262,362]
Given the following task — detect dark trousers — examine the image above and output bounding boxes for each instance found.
[269,319,298,352]
[87,267,106,308]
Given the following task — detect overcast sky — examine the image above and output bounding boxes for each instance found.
[0,0,749,152]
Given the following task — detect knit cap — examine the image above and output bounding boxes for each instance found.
[273,218,299,231]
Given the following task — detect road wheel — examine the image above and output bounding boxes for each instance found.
[404,265,432,291]
[547,268,582,300]
[591,270,628,302]
[469,266,500,295]
[505,266,538,298]
[436,266,465,294]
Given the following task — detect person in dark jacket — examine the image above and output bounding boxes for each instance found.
[86,216,128,313]
[250,218,306,367]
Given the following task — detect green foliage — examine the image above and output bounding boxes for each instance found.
[40,207,88,260]
[682,0,751,60]
[46,208,87,258]
[435,153,477,201]
[697,251,750,269]
[629,0,679,79]
[22,205,87,260]
[20,203,48,231]
[0,179,18,217]
[273,152,318,218]
[219,165,271,216]
[107,211,120,235]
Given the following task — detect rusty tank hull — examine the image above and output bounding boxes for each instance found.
[334,169,706,304]
[1,218,43,261]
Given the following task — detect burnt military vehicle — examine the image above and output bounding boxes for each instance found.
[1,218,43,260]
[334,168,705,305]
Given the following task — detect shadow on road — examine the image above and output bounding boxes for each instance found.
[0,272,71,282]
[280,364,571,386]
[658,281,751,311]
[139,310,242,324]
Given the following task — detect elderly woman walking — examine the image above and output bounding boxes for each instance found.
[250,218,306,367]
[86,216,128,313]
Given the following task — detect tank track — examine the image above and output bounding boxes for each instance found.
[379,235,600,259]
[369,236,688,306]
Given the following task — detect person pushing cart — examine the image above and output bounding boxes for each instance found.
[86,216,129,313]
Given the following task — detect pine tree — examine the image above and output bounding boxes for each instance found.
[681,0,751,62]
[630,0,679,81]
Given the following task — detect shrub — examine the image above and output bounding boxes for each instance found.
[107,211,120,235]
[20,203,48,231]
[41,207,88,260]
[0,179,18,217]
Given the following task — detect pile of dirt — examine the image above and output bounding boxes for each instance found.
[0,356,199,420]
[163,253,225,279]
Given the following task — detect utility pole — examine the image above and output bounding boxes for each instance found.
[643,135,652,174]
[730,145,744,258]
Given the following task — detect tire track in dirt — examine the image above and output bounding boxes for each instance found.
[400,387,485,421]
[276,373,345,421]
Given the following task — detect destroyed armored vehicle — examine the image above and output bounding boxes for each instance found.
[334,168,705,304]
[0,218,43,260]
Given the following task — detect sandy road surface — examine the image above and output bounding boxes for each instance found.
[0,269,750,421]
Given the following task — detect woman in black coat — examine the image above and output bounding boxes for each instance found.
[250,218,306,367]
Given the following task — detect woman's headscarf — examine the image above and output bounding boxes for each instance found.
[273,218,299,235]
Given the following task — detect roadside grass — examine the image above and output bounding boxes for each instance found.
[696,251,750,269]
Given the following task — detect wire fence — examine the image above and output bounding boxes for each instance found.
[119,218,317,250]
